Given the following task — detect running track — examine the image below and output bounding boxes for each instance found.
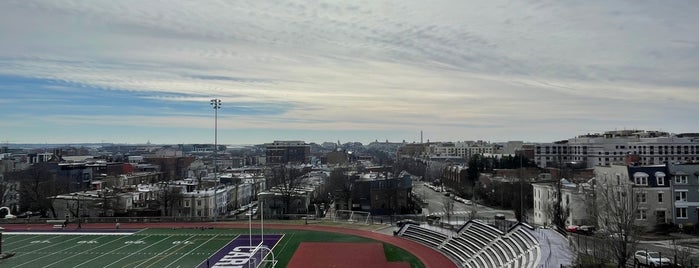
[0,222,456,268]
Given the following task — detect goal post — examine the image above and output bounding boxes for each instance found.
[334,209,371,225]
[230,242,277,268]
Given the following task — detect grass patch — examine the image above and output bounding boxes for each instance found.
[384,243,425,268]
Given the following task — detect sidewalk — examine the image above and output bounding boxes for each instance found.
[637,233,699,254]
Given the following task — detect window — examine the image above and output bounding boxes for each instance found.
[658,193,663,203]
[197,200,202,206]
[675,191,687,202]
[636,193,647,203]
[185,200,190,207]
[636,209,647,220]
[657,176,665,186]
[634,176,648,185]
[675,175,688,184]
[676,207,687,219]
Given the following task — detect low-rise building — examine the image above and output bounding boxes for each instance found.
[351,172,412,215]
[669,163,699,225]
[594,164,672,232]
[532,179,594,227]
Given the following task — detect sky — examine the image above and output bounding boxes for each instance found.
[1,0,698,145]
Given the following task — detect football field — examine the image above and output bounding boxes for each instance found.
[0,228,423,268]
[1,229,246,268]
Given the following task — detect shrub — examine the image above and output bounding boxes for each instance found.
[681,223,694,234]
[653,222,675,234]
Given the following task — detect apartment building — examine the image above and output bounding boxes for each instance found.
[628,165,672,226]
[265,141,311,164]
[532,179,593,227]
[535,130,699,168]
[427,141,495,159]
[669,163,699,225]
[593,164,672,231]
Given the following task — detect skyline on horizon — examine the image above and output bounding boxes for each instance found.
[1,127,694,148]
[2,1,698,145]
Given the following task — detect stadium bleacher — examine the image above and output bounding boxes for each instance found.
[398,220,541,268]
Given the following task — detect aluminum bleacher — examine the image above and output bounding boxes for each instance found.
[397,220,542,268]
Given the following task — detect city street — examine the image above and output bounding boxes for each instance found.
[569,232,699,267]
[414,182,515,223]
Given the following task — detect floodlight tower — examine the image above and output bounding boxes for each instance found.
[210,98,221,221]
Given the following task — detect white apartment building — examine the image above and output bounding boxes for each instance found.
[533,179,592,227]
[535,130,699,168]
[178,184,233,218]
[428,141,495,159]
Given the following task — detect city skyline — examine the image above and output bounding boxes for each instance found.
[2,1,698,144]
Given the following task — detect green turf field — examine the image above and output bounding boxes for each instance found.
[0,228,424,268]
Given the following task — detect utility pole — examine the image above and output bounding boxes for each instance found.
[519,151,524,223]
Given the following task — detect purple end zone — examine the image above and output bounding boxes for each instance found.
[198,234,282,268]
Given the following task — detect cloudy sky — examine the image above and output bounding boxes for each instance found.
[1,0,698,145]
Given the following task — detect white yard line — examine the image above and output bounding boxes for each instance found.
[195,235,240,268]
[9,234,84,252]
[132,235,195,268]
[275,233,294,257]
[15,235,111,267]
[163,234,220,268]
[2,234,41,246]
[12,235,88,267]
[47,234,132,267]
[83,235,165,268]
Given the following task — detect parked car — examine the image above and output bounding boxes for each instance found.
[633,250,672,267]
[566,225,580,233]
[426,215,441,223]
[599,229,633,241]
[396,219,419,227]
[577,225,596,235]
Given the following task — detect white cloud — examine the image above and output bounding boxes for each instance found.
[1,0,698,143]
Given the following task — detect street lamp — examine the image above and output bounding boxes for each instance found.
[210,98,221,222]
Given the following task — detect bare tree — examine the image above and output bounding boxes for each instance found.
[98,189,116,217]
[158,185,183,217]
[12,163,64,217]
[0,178,8,207]
[544,191,570,229]
[324,168,353,210]
[596,183,639,267]
[268,165,305,214]
[443,195,455,223]
[670,239,694,267]
[425,161,446,183]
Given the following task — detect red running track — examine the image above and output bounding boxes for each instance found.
[0,222,456,268]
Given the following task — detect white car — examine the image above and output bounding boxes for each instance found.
[633,250,672,267]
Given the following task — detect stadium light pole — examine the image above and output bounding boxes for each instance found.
[247,212,252,247]
[210,98,221,222]
[260,199,264,247]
